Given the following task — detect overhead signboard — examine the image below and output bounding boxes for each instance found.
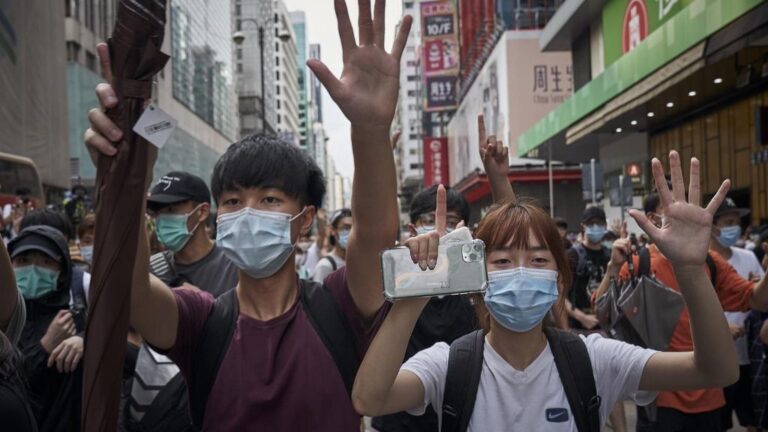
[420,0,459,112]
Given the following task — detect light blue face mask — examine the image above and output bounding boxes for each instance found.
[415,225,455,236]
[718,225,742,248]
[484,267,559,333]
[216,207,305,279]
[15,265,60,299]
[155,205,203,252]
[338,230,350,250]
[80,245,94,265]
[585,224,607,244]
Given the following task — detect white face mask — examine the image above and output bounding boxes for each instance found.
[216,207,305,279]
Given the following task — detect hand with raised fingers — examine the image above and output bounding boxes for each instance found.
[404,185,448,272]
[628,151,730,267]
[478,114,509,178]
[307,0,412,130]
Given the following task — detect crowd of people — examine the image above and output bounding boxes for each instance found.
[1,1,768,431]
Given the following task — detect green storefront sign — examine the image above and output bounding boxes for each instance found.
[518,0,765,157]
[603,0,695,67]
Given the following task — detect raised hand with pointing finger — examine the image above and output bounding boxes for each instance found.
[478,114,515,204]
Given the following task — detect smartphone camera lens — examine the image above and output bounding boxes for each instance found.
[469,253,477,261]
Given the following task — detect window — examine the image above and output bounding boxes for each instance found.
[276,56,279,66]
[276,71,280,81]
[277,99,281,109]
[409,134,418,140]
[85,51,97,72]
[235,4,240,15]
[237,63,243,73]
[278,114,282,124]
[407,90,417,96]
[407,75,419,81]
[276,86,280,95]
[274,13,279,23]
[276,42,279,52]
[237,48,243,60]
[409,163,422,170]
[66,41,81,62]
[409,148,418,155]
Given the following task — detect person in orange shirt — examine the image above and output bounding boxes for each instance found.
[594,191,768,432]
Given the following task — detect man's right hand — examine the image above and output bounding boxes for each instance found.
[83,42,125,164]
[609,238,632,271]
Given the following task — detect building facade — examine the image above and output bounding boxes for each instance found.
[521,0,768,225]
[234,0,278,136]
[308,43,327,169]
[0,0,69,195]
[274,0,300,146]
[290,11,312,153]
[395,0,426,224]
[65,0,118,188]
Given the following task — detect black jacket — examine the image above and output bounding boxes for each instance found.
[11,226,82,432]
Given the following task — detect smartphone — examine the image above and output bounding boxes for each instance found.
[381,239,488,300]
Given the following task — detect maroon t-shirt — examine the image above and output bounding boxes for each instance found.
[167,268,386,431]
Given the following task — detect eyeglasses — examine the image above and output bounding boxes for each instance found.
[418,213,462,229]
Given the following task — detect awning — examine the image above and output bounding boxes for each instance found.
[517,0,765,156]
[566,43,706,145]
[455,168,582,204]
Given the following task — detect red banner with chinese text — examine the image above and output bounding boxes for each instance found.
[423,137,449,187]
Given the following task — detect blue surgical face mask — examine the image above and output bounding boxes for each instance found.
[155,205,203,252]
[585,224,607,244]
[216,207,305,279]
[15,265,60,299]
[337,230,350,250]
[718,225,742,248]
[416,225,434,236]
[484,267,559,333]
[415,225,455,236]
[80,245,94,265]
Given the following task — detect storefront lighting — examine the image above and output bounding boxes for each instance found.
[631,120,638,126]
[615,128,622,133]
[647,112,655,118]
[666,102,674,108]
[688,91,697,97]
[713,78,723,84]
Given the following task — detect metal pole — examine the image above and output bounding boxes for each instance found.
[590,158,597,206]
[548,142,554,217]
[619,174,625,224]
[259,26,266,134]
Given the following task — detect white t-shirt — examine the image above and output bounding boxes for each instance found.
[312,253,346,283]
[402,333,657,431]
[304,243,321,276]
[725,246,766,365]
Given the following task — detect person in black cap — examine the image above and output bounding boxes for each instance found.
[709,197,764,432]
[565,206,611,331]
[9,225,84,432]
[146,171,238,296]
[121,172,239,432]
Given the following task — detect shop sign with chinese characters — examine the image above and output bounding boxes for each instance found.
[421,0,459,112]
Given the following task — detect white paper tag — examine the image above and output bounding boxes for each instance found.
[133,104,177,149]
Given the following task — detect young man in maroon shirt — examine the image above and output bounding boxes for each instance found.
[83,1,411,429]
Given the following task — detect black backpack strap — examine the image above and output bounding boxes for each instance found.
[298,279,359,396]
[705,254,717,286]
[188,289,238,429]
[441,330,485,432]
[544,327,601,432]
[637,247,652,278]
[322,255,338,271]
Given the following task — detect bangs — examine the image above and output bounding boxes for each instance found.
[475,200,552,252]
[211,134,324,207]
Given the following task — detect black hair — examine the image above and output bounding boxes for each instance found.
[20,209,74,241]
[15,187,30,196]
[409,185,470,224]
[643,193,661,215]
[211,134,325,208]
[553,217,568,230]
[331,208,352,229]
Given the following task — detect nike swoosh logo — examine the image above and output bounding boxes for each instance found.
[546,411,568,422]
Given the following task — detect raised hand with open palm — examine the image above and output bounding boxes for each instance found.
[308,0,412,130]
[628,151,730,266]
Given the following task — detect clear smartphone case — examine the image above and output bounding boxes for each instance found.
[381,228,488,300]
